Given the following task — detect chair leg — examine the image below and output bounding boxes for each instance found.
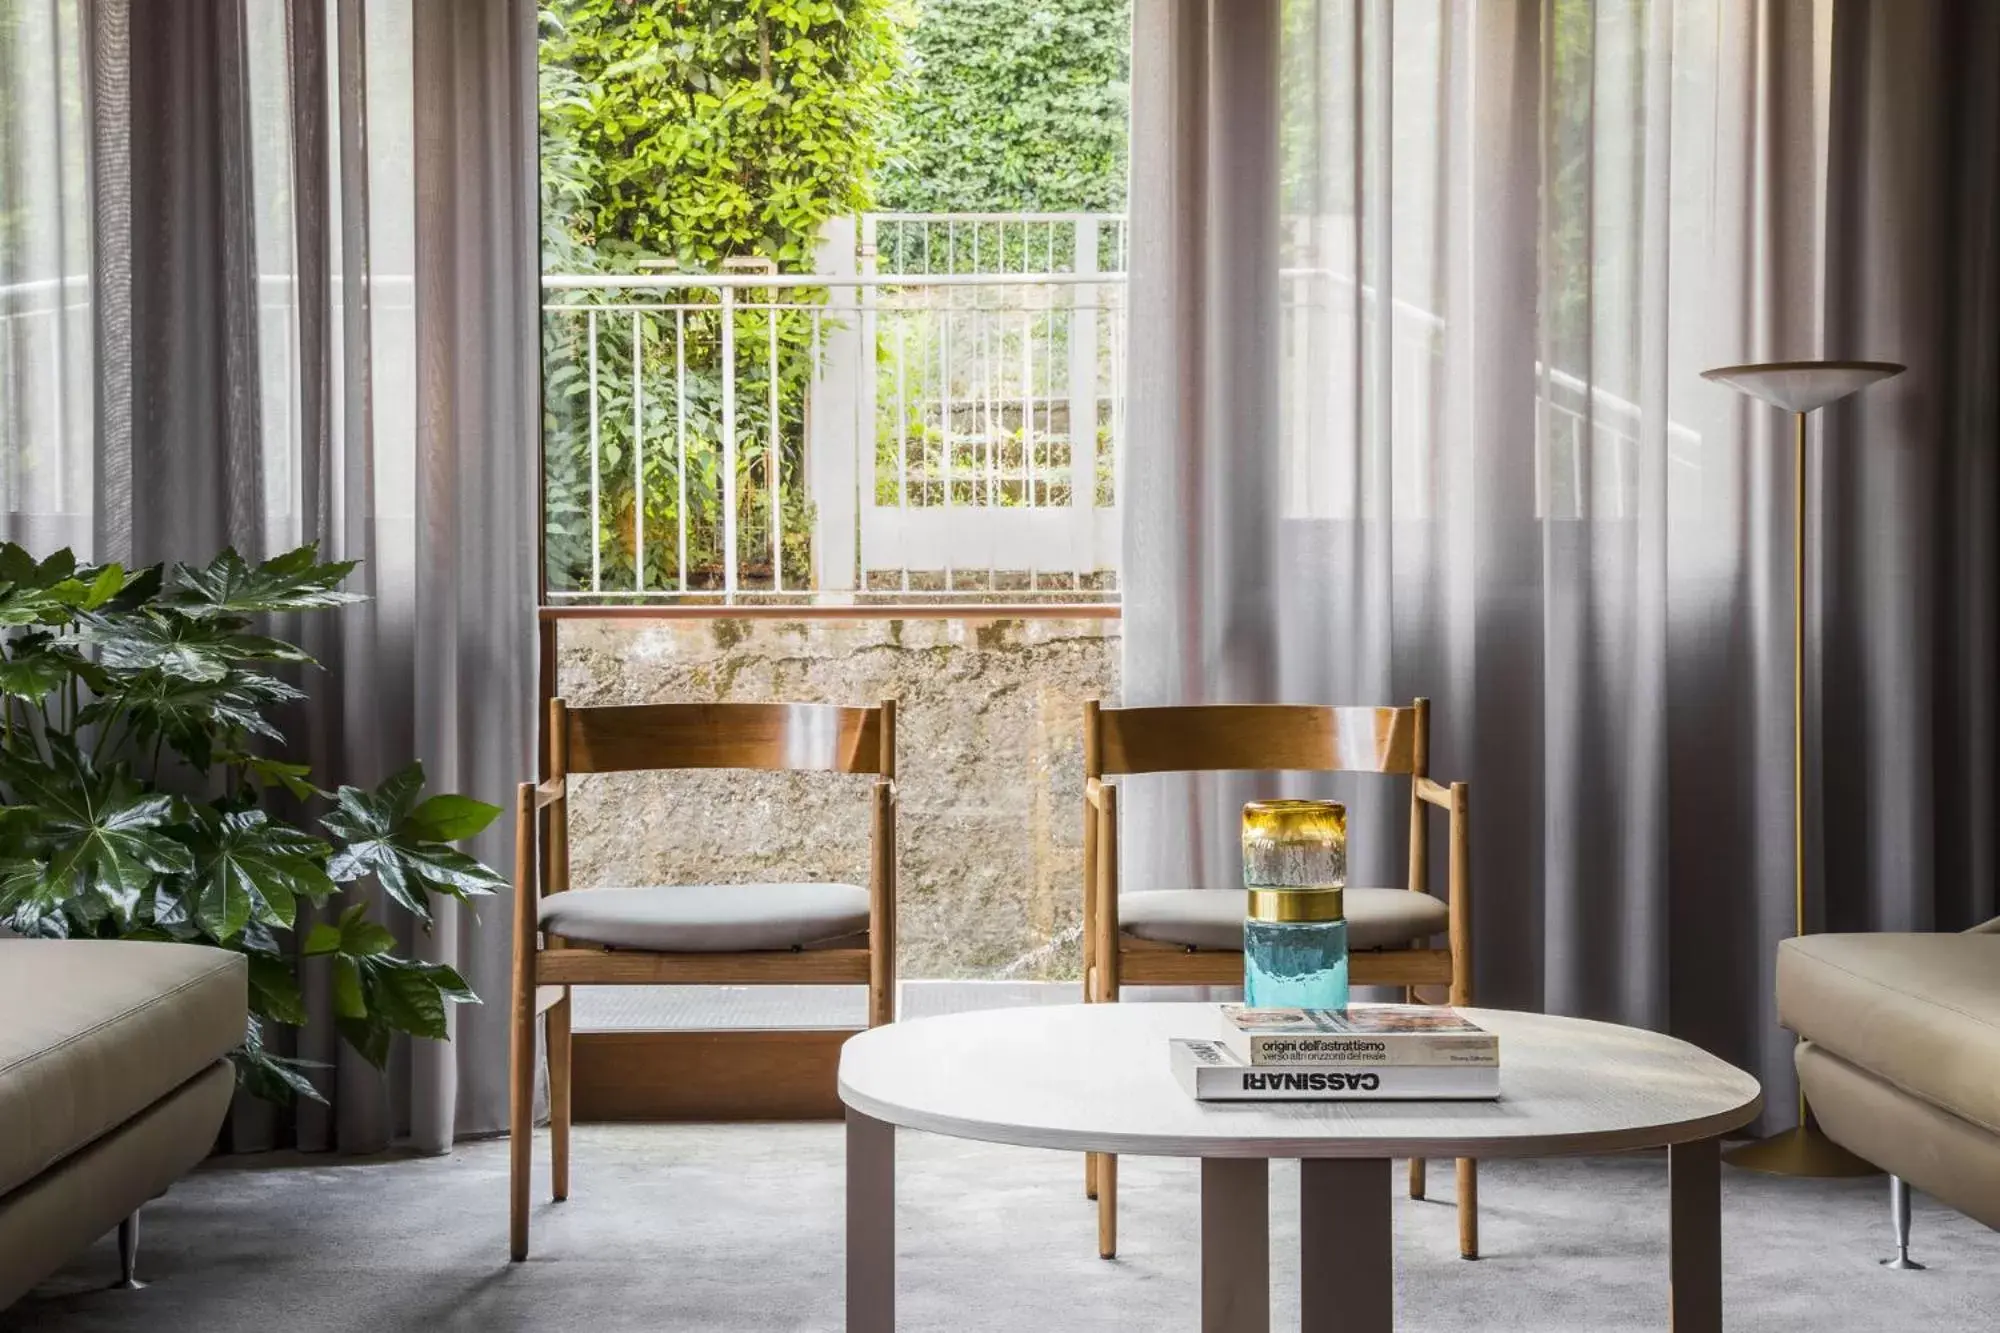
[509,974,534,1262]
[1457,1158,1478,1259]
[1097,1152,1117,1259]
[1409,1157,1426,1200]
[1880,1175,1925,1270]
[550,988,572,1203]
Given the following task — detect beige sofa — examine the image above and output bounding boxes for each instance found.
[0,940,247,1307]
[1778,916,2000,1264]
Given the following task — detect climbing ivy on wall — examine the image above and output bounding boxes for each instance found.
[875,0,1131,214]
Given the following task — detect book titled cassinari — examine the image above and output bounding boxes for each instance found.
[1170,1038,1501,1101]
[1217,1004,1499,1067]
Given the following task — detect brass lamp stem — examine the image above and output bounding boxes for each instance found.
[1793,408,1807,1126]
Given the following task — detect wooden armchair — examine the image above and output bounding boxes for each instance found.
[509,698,897,1261]
[1080,698,1476,1259]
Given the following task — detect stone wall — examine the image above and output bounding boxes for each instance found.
[556,616,1121,979]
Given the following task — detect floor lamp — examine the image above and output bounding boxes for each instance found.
[1699,358,1904,1176]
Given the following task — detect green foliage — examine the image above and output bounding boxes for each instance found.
[538,1,893,594]
[875,0,1130,214]
[0,543,507,1103]
[540,0,905,268]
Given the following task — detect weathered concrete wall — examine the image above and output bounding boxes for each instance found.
[557,617,1120,979]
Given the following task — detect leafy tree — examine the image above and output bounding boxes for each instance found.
[538,1,904,595]
[540,0,905,269]
[0,544,506,1102]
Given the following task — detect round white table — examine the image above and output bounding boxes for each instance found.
[838,1003,1761,1333]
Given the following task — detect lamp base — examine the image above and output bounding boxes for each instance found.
[1723,1125,1878,1177]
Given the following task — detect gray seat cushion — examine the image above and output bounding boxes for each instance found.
[540,883,871,953]
[1120,888,1449,952]
[0,941,247,1199]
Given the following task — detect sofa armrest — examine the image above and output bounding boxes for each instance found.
[1966,916,2000,935]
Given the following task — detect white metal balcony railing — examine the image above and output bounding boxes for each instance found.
[538,213,1127,605]
[1,213,1695,598]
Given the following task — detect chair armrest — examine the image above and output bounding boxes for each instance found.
[1415,776,1454,810]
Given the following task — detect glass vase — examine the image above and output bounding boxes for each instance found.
[1241,799,1349,1010]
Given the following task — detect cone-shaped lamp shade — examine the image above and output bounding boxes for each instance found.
[1701,359,1904,413]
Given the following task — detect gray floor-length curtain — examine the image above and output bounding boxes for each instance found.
[1122,0,1996,1130]
[1,0,539,1151]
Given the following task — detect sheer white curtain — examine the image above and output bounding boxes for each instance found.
[0,0,536,1151]
[1123,0,1859,1112]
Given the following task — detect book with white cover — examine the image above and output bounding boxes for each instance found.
[1218,1004,1499,1067]
[1169,1038,1501,1101]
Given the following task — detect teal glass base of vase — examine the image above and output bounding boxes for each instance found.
[1243,917,1350,1009]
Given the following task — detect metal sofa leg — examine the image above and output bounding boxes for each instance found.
[1879,1176,1926,1271]
[113,1210,147,1290]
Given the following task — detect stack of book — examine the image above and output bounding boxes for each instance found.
[1169,1004,1500,1101]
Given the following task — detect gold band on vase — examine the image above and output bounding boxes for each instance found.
[1245,886,1345,923]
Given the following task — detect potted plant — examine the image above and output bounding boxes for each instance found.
[0,542,507,1101]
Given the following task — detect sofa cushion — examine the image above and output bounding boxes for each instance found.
[1777,932,2000,1135]
[540,883,871,953]
[0,941,247,1198]
[1120,888,1450,953]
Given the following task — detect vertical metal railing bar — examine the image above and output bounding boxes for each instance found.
[940,277,953,592]
[720,284,739,600]
[809,305,823,589]
[587,309,602,593]
[632,310,645,593]
[895,313,909,595]
[675,308,688,593]
[767,299,782,592]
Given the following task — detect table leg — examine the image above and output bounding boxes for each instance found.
[1201,1158,1270,1333]
[847,1108,895,1333]
[1669,1136,1722,1333]
[1300,1158,1393,1333]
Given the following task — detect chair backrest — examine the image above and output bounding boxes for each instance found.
[551,699,895,778]
[1087,701,1423,778]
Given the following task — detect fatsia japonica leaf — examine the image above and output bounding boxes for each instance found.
[99,671,301,771]
[84,611,313,684]
[302,901,398,959]
[0,544,125,626]
[224,752,323,802]
[332,954,480,1069]
[0,649,73,703]
[322,763,505,923]
[230,1017,328,1104]
[247,953,309,1026]
[161,544,363,619]
[0,856,65,935]
[186,808,336,942]
[0,743,192,926]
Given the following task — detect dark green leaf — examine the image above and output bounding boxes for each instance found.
[404,793,502,843]
[302,922,344,956]
[187,808,334,940]
[332,955,367,1020]
[335,1013,392,1070]
[248,953,309,1025]
[162,544,363,618]
[0,745,192,927]
[231,1019,328,1103]
[0,652,71,702]
[323,769,505,923]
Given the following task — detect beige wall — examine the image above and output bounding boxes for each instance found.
[556,616,1120,979]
